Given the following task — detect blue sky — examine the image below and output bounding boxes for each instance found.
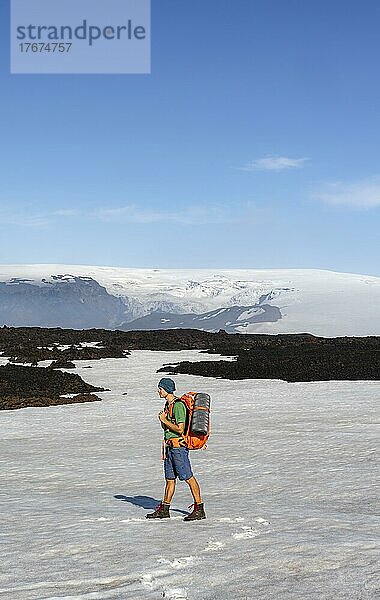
[0,0,379,275]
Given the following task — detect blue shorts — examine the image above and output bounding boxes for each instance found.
[164,446,193,481]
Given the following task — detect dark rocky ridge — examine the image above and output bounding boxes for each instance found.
[159,341,380,382]
[0,326,229,362]
[0,363,107,410]
[0,326,379,384]
[0,328,127,364]
[0,393,101,411]
[49,360,76,369]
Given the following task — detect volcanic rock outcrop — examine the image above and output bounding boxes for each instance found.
[0,363,107,410]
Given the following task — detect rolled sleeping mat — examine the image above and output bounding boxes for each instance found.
[190,393,211,436]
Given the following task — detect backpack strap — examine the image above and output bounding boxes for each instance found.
[174,398,190,435]
[165,397,182,420]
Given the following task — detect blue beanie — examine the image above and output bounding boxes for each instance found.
[158,377,176,394]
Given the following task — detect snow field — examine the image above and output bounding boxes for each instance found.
[0,350,378,599]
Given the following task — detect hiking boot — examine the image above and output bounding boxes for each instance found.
[183,502,206,521]
[146,502,170,519]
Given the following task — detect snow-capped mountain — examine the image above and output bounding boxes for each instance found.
[0,264,379,336]
[119,304,282,333]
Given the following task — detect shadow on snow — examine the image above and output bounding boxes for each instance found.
[114,494,188,515]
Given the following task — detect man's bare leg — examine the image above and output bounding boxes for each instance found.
[185,475,202,504]
[163,478,176,504]
[146,479,174,518]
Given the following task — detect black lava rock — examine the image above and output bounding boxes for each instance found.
[0,363,106,410]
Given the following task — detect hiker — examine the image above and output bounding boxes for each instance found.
[146,377,206,521]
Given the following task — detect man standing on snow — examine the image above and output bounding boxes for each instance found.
[146,377,206,521]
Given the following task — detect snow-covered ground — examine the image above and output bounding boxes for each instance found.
[0,351,378,599]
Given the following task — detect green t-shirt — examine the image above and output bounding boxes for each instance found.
[164,400,187,441]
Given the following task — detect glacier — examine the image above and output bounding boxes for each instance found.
[0,264,379,335]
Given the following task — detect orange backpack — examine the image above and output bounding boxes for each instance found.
[176,392,211,450]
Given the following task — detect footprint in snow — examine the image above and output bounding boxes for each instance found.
[162,588,188,599]
[205,516,270,547]
[232,525,260,539]
[218,517,245,522]
[140,569,171,589]
[140,557,193,594]
[255,517,270,526]
[202,540,226,552]
[158,556,195,569]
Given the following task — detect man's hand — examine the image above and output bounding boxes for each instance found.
[158,410,185,435]
[158,410,168,424]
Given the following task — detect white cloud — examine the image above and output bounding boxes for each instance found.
[240,155,309,172]
[1,206,80,227]
[2,213,51,228]
[94,206,165,224]
[1,203,265,229]
[314,177,380,209]
[53,208,81,217]
[92,204,260,225]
